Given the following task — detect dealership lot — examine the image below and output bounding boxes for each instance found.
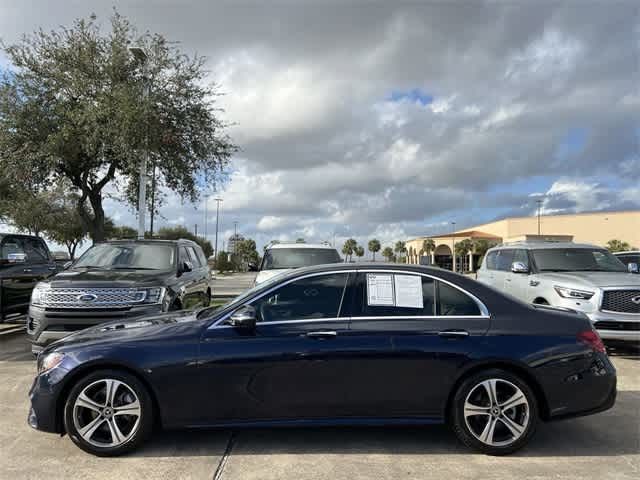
[0,332,637,480]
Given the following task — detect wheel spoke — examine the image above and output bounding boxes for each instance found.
[464,401,491,417]
[78,415,105,441]
[499,414,526,438]
[114,399,141,417]
[479,416,497,445]
[481,380,498,406]
[104,379,120,407]
[500,392,527,412]
[106,418,125,445]
[75,392,103,412]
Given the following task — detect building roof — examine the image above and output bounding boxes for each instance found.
[428,230,502,240]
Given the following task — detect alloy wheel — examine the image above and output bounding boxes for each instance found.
[463,378,530,447]
[72,378,142,448]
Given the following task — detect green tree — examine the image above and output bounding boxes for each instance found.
[46,191,87,259]
[0,190,57,237]
[104,218,138,239]
[382,246,394,262]
[472,238,498,269]
[236,238,260,270]
[295,237,305,243]
[455,239,474,272]
[156,226,213,257]
[354,245,365,261]
[606,239,632,253]
[0,12,237,242]
[394,241,407,263]
[215,251,233,273]
[368,239,381,261]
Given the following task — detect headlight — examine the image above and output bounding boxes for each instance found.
[37,352,65,375]
[554,286,595,300]
[30,283,50,306]
[138,287,165,304]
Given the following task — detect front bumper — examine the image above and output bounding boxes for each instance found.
[27,304,164,350]
[586,310,640,343]
[28,367,69,434]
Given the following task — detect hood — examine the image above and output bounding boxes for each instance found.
[537,271,640,289]
[46,309,203,353]
[254,269,292,285]
[46,268,173,288]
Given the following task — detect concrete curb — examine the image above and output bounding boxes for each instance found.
[0,325,26,337]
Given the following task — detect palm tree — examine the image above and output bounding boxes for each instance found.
[421,238,435,257]
[471,238,498,270]
[368,239,381,261]
[455,239,474,272]
[382,246,394,262]
[354,246,365,261]
[341,242,353,262]
[394,241,407,263]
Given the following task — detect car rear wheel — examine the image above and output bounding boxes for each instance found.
[451,369,538,455]
[63,369,153,456]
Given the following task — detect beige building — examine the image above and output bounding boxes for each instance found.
[406,210,640,272]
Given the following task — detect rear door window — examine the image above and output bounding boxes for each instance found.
[356,273,436,317]
[23,237,50,264]
[437,282,482,316]
[495,249,515,271]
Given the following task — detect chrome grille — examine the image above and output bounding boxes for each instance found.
[601,290,640,314]
[40,288,147,308]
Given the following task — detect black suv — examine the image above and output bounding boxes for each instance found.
[0,233,58,322]
[27,239,212,353]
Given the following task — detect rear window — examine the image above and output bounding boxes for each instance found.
[261,248,342,270]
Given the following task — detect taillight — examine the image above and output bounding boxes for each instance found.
[577,329,606,354]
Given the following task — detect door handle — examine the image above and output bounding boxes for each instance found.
[23,269,32,273]
[306,331,337,339]
[48,266,57,271]
[438,330,469,338]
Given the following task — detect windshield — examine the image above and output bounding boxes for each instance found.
[261,248,341,270]
[73,243,175,270]
[532,248,627,273]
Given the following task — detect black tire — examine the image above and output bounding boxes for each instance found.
[451,369,538,455]
[63,369,154,456]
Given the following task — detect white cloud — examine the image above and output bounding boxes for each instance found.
[256,215,286,231]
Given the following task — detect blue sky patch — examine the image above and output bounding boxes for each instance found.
[387,88,433,106]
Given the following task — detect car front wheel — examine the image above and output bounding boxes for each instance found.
[451,369,538,455]
[63,369,153,456]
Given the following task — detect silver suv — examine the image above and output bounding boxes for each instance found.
[477,242,640,344]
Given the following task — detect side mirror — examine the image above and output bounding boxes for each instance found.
[511,261,529,274]
[63,261,73,270]
[180,261,193,274]
[228,305,257,329]
[628,262,639,274]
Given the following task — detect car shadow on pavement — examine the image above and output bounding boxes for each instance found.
[133,390,639,459]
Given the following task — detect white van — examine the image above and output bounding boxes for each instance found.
[255,242,342,285]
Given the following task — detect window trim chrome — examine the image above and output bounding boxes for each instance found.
[208,268,491,330]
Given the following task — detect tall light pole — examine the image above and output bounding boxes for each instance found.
[130,47,149,240]
[536,199,543,235]
[233,221,239,255]
[451,221,456,272]
[214,198,222,259]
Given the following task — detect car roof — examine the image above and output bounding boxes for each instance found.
[0,232,43,240]
[101,238,199,247]
[613,251,640,255]
[266,242,337,250]
[489,242,602,251]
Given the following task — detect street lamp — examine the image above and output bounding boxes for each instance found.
[451,221,456,272]
[129,47,149,240]
[214,198,223,259]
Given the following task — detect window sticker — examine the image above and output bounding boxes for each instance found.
[394,274,423,309]
[366,274,395,306]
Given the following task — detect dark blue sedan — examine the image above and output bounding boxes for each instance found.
[29,264,616,456]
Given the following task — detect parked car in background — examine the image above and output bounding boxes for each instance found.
[51,251,71,269]
[613,251,640,274]
[28,263,615,457]
[0,233,57,322]
[27,239,211,353]
[255,241,342,285]
[477,242,640,344]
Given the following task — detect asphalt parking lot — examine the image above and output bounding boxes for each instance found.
[1,332,638,480]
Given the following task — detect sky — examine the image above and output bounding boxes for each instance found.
[0,0,639,255]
